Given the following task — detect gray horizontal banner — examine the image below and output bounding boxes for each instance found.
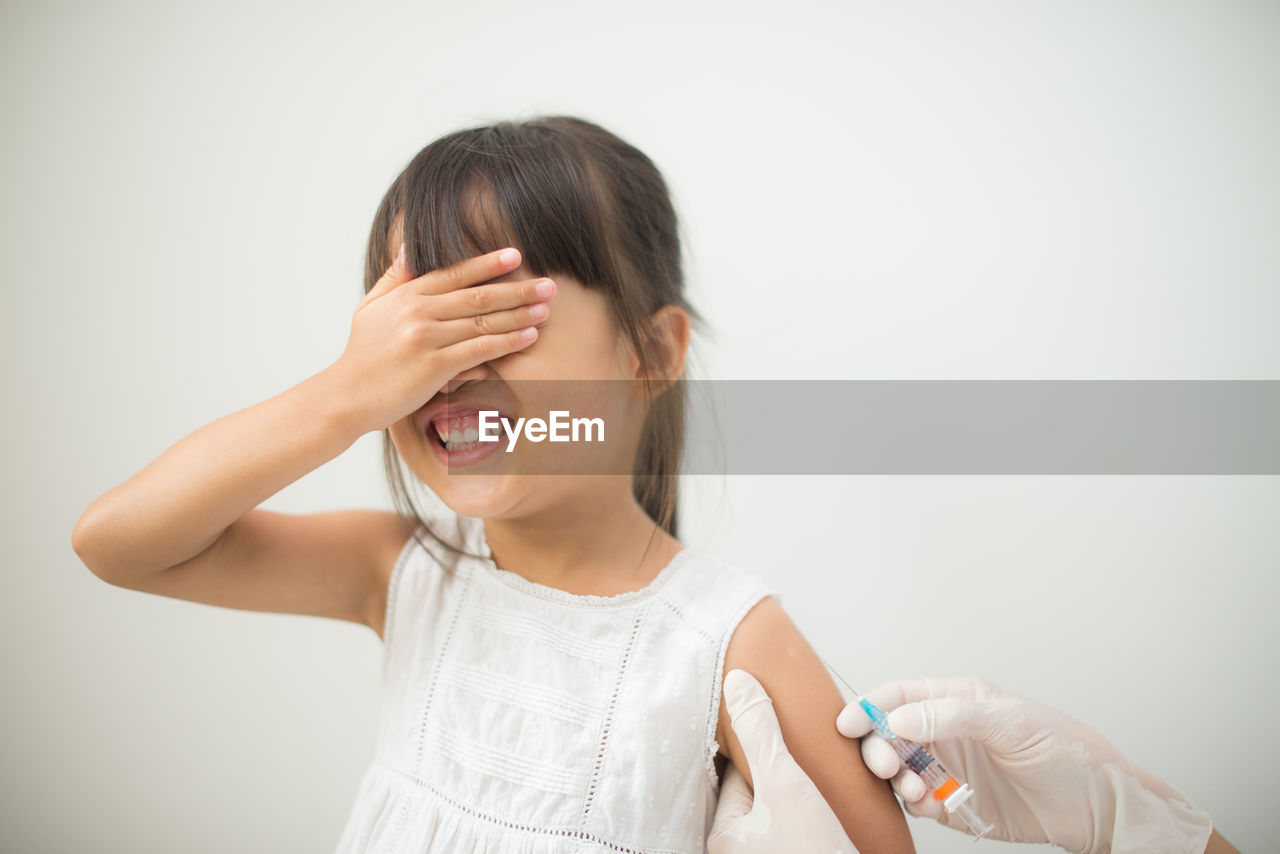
[682,380,1280,474]
[429,380,1280,475]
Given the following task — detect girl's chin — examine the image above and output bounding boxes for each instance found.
[425,477,514,518]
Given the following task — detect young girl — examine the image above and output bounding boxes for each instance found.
[71,115,914,853]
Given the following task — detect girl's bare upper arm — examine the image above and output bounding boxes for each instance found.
[109,509,412,640]
[717,596,916,854]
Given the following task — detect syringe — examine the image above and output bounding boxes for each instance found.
[823,661,996,841]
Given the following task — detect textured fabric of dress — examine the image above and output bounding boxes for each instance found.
[333,513,772,854]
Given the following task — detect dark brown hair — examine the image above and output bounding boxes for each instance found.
[362,115,701,559]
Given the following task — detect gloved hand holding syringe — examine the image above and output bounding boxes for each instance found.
[710,668,1228,854]
[823,661,995,841]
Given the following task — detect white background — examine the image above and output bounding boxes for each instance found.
[3,0,1276,851]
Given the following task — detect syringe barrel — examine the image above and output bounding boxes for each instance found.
[889,738,934,774]
[890,738,972,810]
[914,754,957,792]
[889,737,959,786]
[861,698,996,838]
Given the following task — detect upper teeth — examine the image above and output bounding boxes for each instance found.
[434,417,482,445]
[446,428,479,445]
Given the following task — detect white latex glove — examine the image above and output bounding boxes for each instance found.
[707,669,858,854]
[835,677,1214,854]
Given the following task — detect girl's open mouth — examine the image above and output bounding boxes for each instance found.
[426,410,513,468]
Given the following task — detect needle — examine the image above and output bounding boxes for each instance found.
[820,656,860,698]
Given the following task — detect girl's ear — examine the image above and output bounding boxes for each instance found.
[629,304,690,392]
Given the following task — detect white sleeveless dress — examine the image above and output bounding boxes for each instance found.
[333,513,772,854]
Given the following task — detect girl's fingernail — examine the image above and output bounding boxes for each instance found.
[535,279,555,298]
[500,248,520,266]
[530,302,549,319]
[521,327,538,341]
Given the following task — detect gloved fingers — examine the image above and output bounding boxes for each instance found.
[887,696,996,746]
[891,767,928,803]
[711,764,755,825]
[836,702,872,739]
[865,676,1001,714]
[721,669,789,780]
[859,733,901,780]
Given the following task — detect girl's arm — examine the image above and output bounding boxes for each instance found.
[71,244,549,635]
[71,363,405,634]
[717,596,915,854]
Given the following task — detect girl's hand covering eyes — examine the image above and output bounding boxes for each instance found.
[323,244,556,436]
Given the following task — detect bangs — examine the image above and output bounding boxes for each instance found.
[409,174,523,273]
[394,123,616,291]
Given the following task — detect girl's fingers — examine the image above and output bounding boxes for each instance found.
[430,278,556,321]
[436,302,550,346]
[438,326,539,373]
[413,246,523,297]
[361,242,411,305]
